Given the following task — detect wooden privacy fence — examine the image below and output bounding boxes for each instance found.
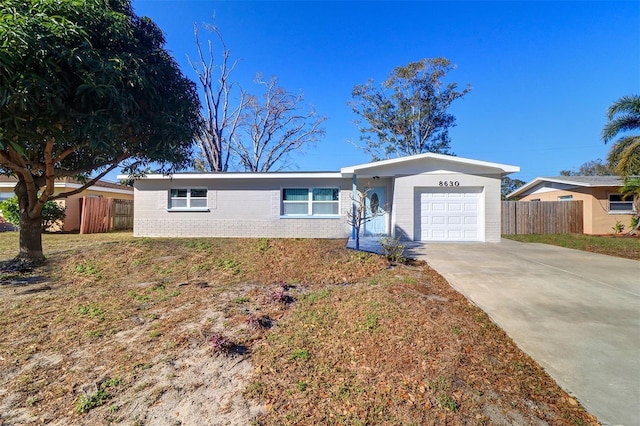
[502,200,583,235]
[80,197,133,234]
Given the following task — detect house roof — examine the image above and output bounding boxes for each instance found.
[122,172,344,180]
[340,152,520,176]
[508,175,626,199]
[120,153,520,181]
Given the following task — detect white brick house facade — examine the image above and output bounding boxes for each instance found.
[125,153,518,242]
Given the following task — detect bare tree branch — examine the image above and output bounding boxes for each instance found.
[233,75,326,172]
[188,23,245,172]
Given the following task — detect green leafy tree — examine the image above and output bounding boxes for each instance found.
[501,177,526,200]
[349,57,471,160]
[0,196,65,232]
[0,0,201,263]
[559,159,614,176]
[602,95,640,177]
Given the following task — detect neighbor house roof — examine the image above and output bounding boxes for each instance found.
[508,175,626,199]
[0,176,133,195]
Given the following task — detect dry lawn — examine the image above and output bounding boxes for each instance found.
[0,234,598,425]
[503,233,640,261]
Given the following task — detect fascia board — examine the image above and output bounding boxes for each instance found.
[118,172,345,181]
[341,153,519,175]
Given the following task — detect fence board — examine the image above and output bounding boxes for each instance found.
[501,200,583,235]
[80,197,133,234]
[112,199,134,230]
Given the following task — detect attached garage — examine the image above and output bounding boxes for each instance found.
[343,153,519,243]
[417,187,483,241]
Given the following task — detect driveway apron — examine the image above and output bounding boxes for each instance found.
[409,239,640,426]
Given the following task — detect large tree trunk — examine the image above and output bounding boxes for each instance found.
[18,213,44,264]
[14,178,46,265]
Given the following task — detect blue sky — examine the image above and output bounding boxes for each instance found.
[130,0,639,182]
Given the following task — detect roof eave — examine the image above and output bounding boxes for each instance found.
[341,153,520,176]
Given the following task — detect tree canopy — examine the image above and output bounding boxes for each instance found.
[602,94,640,177]
[501,177,526,200]
[349,57,471,160]
[0,0,201,262]
[559,159,614,177]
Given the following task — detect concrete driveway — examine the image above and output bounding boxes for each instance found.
[408,239,640,426]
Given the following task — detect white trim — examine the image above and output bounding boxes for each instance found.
[166,208,210,212]
[119,153,520,182]
[119,172,343,181]
[508,176,626,199]
[341,153,520,175]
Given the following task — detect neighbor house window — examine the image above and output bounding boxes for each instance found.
[169,188,207,210]
[609,194,635,213]
[558,195,573,201]
[282,188,339,216]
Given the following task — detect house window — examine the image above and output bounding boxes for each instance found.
[558,195,573,201]
[169,188,208,210]
[282,188,339,216]
[609,194,635,213]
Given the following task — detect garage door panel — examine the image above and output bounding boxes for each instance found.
[432,230,446,239]
[448,230,462,239]
[432,202,446,211]
[418,188,481,242]
[432,216,446,225]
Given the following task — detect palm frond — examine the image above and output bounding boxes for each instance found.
[607,135,640,176]
[606,94,640,120]
[602,114,640,142]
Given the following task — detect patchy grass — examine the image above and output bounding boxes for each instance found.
[0,231,134,261]
[503,233,640,261]
[249,265,596,425]
[0,235,598,425]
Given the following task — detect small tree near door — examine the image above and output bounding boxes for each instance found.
[346,188,384,250]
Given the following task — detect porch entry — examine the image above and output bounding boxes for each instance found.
[364,187,387,235]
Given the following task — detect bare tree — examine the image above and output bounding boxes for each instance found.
[232,75,326,172]
[346,188,384,250]
[188,23,245,172]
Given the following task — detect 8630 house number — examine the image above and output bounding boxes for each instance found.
[439,181,460,187]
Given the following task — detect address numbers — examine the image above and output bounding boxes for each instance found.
[438,181,460,187]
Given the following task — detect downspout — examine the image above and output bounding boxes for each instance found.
[352,174,357,239]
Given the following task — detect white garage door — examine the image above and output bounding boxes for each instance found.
[419,188,482,241]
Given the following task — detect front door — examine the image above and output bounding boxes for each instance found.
[364,187,387,236]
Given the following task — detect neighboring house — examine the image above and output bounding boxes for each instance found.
[123,153,519,242]
[0,177,134,232]
[507,176,636,235]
